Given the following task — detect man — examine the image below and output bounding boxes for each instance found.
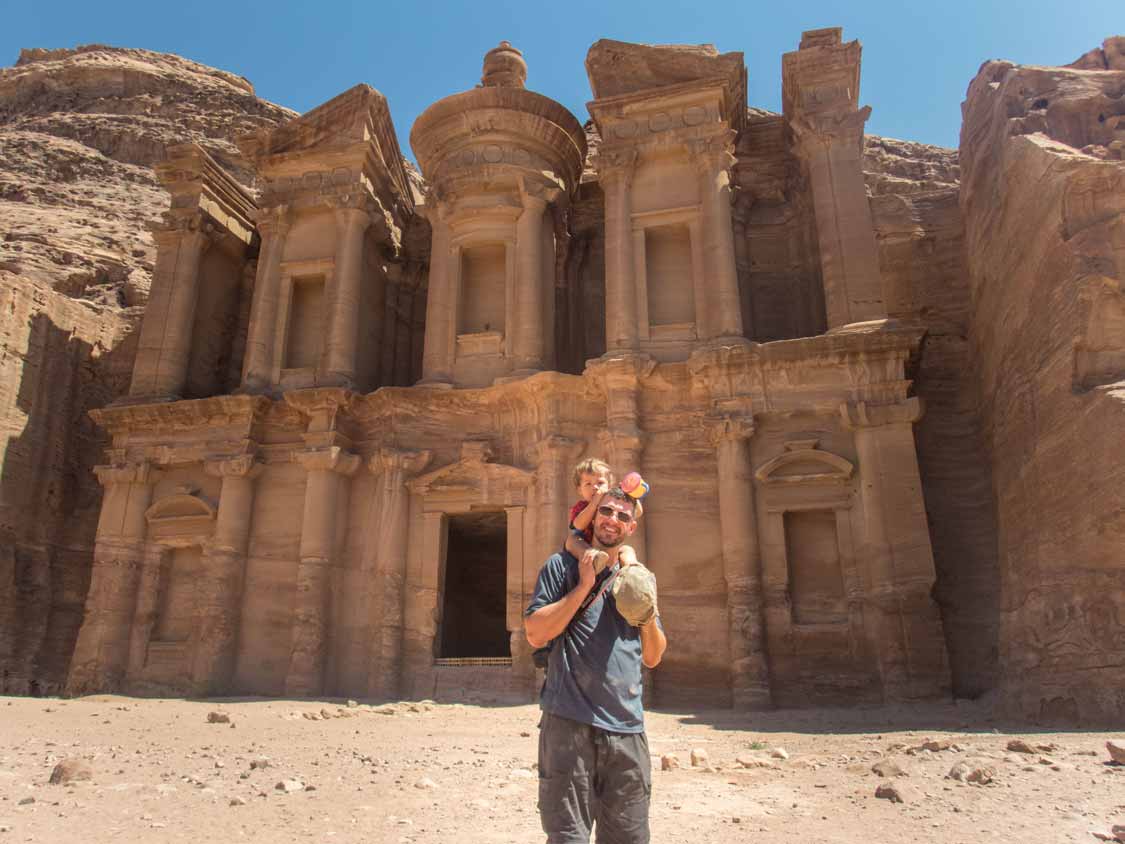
[524,486,667,844]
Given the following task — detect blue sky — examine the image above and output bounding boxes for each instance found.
[2,0,1119,154]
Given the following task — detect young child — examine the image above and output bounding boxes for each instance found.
[564,457,640,572]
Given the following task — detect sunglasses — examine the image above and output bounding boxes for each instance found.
[596,505,634,524]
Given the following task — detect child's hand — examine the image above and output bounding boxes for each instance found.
[581,547,608,576]
[618,544,639,567]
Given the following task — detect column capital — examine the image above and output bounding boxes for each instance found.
[294,446,361,476]
[204,453,264,480]
[685,132,737,174]
[708,414,756,446]
[840,396,923,430]
[790,106,871,148]
[517,178,558,212]
[332,203,372,232]
[591,147,638,186]
[369,447,431,479]
[94,460,156,487]
[254,204,293,238]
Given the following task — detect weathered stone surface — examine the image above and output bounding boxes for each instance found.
[48,758,92,785]
[959,46,1125,722]
[1107,740,1125,764]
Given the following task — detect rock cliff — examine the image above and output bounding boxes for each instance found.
[0,45,293,693]
[958,37,1125,721]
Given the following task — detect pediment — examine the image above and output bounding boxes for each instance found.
[755,440,854,485]
[145,493,216,540]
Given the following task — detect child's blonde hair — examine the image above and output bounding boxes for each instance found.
[572,457,613,489]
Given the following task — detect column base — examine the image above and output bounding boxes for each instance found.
[415,377,454,390]
[493,367,542,385]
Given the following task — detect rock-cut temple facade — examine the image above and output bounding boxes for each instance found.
[66,32,953,708]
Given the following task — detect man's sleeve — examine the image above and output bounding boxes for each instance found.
[524,556,567,618]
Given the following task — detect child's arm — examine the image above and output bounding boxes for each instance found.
[571,492,603,533]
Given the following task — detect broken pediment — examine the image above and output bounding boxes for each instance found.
[236,83,412,208]
[755,439,854,485]
[585,39,746,117]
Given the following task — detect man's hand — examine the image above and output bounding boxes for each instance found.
[577,548,597,592]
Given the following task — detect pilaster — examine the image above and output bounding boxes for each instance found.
[190,453,264,696]
[323,204,372,387]
[366,447,431,698]
[594,149,640,353]
[241,206,292,392]
[688,132,743,340]
[419,202,455,386]
[841,397,949,700]
[66,460,158,695]
[285,446,360,697]
[708,414,771,708]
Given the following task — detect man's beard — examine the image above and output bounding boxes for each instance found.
[593,527,626,548]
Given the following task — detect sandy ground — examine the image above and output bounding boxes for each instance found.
[0,695,1122,843]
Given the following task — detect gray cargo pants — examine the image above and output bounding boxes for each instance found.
[537,711,652,844]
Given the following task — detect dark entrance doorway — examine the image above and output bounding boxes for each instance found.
[439,510,509,658]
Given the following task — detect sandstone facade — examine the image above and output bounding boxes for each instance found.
[62,32,952,708]
[1,32,1120,719]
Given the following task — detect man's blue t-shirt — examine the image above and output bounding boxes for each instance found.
[524,551,657,734]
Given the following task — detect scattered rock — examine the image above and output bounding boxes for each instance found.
[1006,739,1037,754]
[17,797,34,806]
[875,782,908,803]
[49,759,92,785]
[1107,740,1125,765]
[346,700,358,708]
[690,748,708,768]
[661,754,680,771]
[920,738,955,752]
[771,747,789,760]
[250,757,270,770]
[206,711,231,724]
[229,796,246,807]
[872,759,908,778]
[414,777,437,790]
[274,779,304,793]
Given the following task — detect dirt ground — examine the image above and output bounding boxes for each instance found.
[1,694,1122,843]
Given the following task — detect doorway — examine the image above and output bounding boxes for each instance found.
[439,511,509,658]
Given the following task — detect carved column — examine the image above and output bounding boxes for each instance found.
[588,354,654,562]
[420,203,455,385]
[241,207,291,391]
[841,397,948,701]
[130,219,208,398]
[323,206,371,387]
[709,415,771,708]
[67,461,157,695]
[126,544,168,682]
[191,454,263,695]
[367,447,430,698]
[513,188,550,373]
[596,150,640,352]
[784,31,885,329]
[286,446,360,696]
[691,134,743,340]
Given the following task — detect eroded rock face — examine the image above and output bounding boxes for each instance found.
[0,45,293,695]
[865,136,1001,700]
[959,44,1125,721]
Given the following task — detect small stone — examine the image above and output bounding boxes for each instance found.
[920,738,954,752]
[967,766,996,785]
[275,779,304,793]
[346,700,358,708]
[1107,740,1125,765]
[520,731,531,738]
[17,797,34,806]
[49,759,92,785]
[206,711,231,724]
[872,759,908,778]
[875,783,908,804]
[229,796,246,807]
[770,747,789,760]
[690,748,708,768]
[1006,739,1036,754]
[661,754,681,771]
[250,757,271,770]
[414,777,437,790]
